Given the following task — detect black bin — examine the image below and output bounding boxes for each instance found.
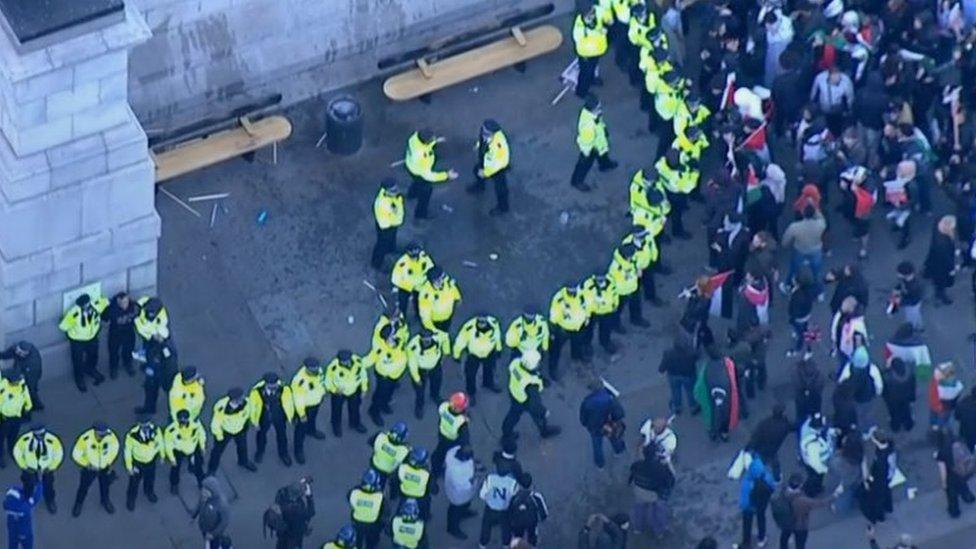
[325,96,363,155]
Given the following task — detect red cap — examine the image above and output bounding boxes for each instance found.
[449,392,469,413]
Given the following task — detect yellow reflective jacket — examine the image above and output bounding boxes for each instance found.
[654,82,684,121]
[504,314,550,352]
[0,379,32,418]
[453,317,502,360]
[373,188,404,230]
[135,296,169,341]
[608,249,640,296]
[673,103,711,140]
[59,297,108,342]
[372,313,409,351]
[13,431,63,472]
[391,252,434,293]
[583,276,620,316]
[573,14,608,58]
[508,357,544,404]
[72,429,119,470]
[325,355,369,396]
[364,335,408,380]
[655,156,682,194]
[417,278,462,330]
[291,365,326,418]
[438,401,468,440]
[249,381,296,424]
[577,107,610,156]
[210,396,254,440]
[163,419,206,462]
[404,132,448,183]
[169,373,206,422]
[371,432,409,473]
[124,424,163,472]
[407,331,450,383]
[622,232,659,270]
[481,130,510,178]
[549,287,590,332]
[628,13,657,48]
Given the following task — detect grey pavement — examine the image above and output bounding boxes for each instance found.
[6,12,976,549]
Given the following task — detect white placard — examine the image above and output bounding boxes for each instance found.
[62,282,102,313]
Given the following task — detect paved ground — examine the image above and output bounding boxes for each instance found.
[7,12,976,549]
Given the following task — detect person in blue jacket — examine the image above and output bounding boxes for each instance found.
[578,378,626,468]
[4,482,41,549]
[734,452,777,549]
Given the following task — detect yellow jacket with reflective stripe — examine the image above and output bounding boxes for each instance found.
[622,233,658,270]
[325,356,369,396]
[675,131,709,162]
[481,131,510,177]
[135,296,169,341]
[210,396,253,440]
[349,487,383,523]
[583,276,619,315]
[549,288,590,331]
[364,335,408,380]
[391,252,433,293]
[654,82,684,120]
[504,315,550,352]
[628,13,657,48]
[249,382,296,424]
[676,161,699,193]
[642,56,674,95]
[371,432,408,473]
[291,366,326,417]
[13,432,63,472]
[59,298,108,341]
[392,516,425,548]
[655,157,682,193]
[163,420,206,462]
[124,424,163,471]
[404,132,448,183]
[373,188,404,230]
[72,429,119,470]
[397,462,430,498]
[573,15,608,58]
[453,317,502,360]
[438,401,468,440]
[0,379,32,418]
[169,373,206,422]
[577,108,609,156]
[407,331,450,383]
[417,278,461,329]
[372,314,409,351]
[673,103,711,139]
[608,250,639,296]
[613,0,641,23]
[508,358,544,404]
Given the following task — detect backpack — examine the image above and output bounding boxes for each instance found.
[263,483,305,538]
[770,491,795,529]
[508,490,538,532]
[952,441,976,479]
[749,476,773,508]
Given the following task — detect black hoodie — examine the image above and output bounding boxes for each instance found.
[854,71,889,131]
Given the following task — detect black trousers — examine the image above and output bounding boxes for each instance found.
[666,191,689,236]
[741,504,768,547]
[107,329,135,378]
[447,501,473,533]
[616,292,645,324]
[170,450,204,488]
[207,431,249,474]
[370,224,398,270]
[330,393,363,434]
[413,368,442,413]
[396,289,421,321]
[413,176,434,219]
[570,151,613,187]
[70,339,102,389]
[886,399,915,432]
[294,403,322,456]
[255,416,290,461]
[126,460,156,505]
[594,313,616,351]
[947,473,975,517]
[642,266,659,300]
[141,373,161,413]
[779,529,808,549]
[549,326,585,379]
[0,417,23,462]
[21,470,55,507]
[479,507,512,546]
[473,165,510,212]
[501,396,548,437]
[353,519,381,549]
[369,377,400,418]
[463,355,498,397]
[431,433,459,476]
[74,468,113,509]
[576,56,598,98]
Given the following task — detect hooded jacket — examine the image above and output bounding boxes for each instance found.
[197,476,230,538]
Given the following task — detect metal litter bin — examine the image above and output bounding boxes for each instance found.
[325,96,363,155]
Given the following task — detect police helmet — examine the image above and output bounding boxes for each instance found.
[427,266,445,283]
[405,242,422,256]
[337,349,353,364]
[390,421,409,443]
[176,409,191,424]
[381,177,398,193]
[362,468,381,490]
[181,366,199,382]
[400,498,420,519]
[336,525,357,546]
[408,447,428,467]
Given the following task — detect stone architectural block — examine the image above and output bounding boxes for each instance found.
[1,250,53,286]
[82,240,156,282]
[127,259,157,291]
[71,101,129,138]
[52,231,113,270]
[46,80,101,119]
[3,266,81,306]
[0,188,84,258]
[112,213,161,248]
[33,292,64,324]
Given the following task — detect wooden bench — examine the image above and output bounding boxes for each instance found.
[383,25,563,102]
[152,115,293,183]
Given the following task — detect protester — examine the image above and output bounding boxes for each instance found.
[578,379,626,468]
[444,446,479,540]
[733,451,776,549]
[934,428,976,518]
[830,432,866,515]
[628,444,674,538]
[929,362,965,432]
[924,215,959,305]
[882,358,916,433]
[197,476,230,548]
[578,513,629,549]
[860,430,895,525]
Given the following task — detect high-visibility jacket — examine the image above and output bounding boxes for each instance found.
[641,54,674,96]
[417,278,461,330]
[404,132,448,183]
[374,188,404,230]
[397,463,430,498]
[325,355,369,396]
[135,296,169,341]
[612,0,641,24]
[608,250,640,296]
[577,107,610,156]
[13,431,63,472]
[210,396,253,441]
[123,424,163,472]
[480,130,510,178]
[248,382,296,424]
[573,15,608,58]
[349,487,383,523]
[391,516,425,549]
[0,379,32,418]
[364,336,408,381]
[583,276,619,316]
[673,103,711,140]
[163,419,206,462]
[508,357,544,404]
[655,157,682,194]
[622,233,659,270]
[291,365,326,419]
[676,161,699,193]
[628,13,657,48]
[453,317,502,360]
[372,313,409,351]
[595,0,614,24]
[407,331,450,384]
[675,130,709,162]
[549,288,590,332]
[169,373,206,422]
[654,82,684,121]
[391,252,434,293]
[438,401,468,441]
[371,432,409,474]
[72,429,119,470]
[59,297,108,342]
[504,314,550,353]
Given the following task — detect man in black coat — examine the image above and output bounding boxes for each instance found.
[747,403,792,476]
[659,338,701,416]
[579,379,626,468]
[0,341,43,411]
[955,388,976,450]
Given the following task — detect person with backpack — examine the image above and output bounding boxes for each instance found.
[733,451,777,549]
[195,476,230,548]
[838,166,875,259]
[774,473,832,549]
[478,463,518,548]
[579,378,627,468]
[264,477,315,549]
[508,473,548,546]
[935,428,976,518]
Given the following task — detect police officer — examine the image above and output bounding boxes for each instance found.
[548,281,591,380]
[366,324,409,427]
[626,2,655,86]
[453,315,503,404]
[652,69,686,157]
[504,309,550,362]
[123,415,162,510]
[101,291,139,379]
[371,178,404,270]
[582,273,620,354]
[0,341,43,411]
[656,148,691,238]
[417,266,462,332]
[58,293,109,392]
[623,226,664,306]
[468,119,511,215]
[135,336,179,415]
[403,129,458,219]
[249,372,294,466]
[630,169,670,240]
[207,387,257,474]
[502,351,561,440]
[373,304,409,352]
[164,409,206,493]
[608,243,650,330]
[573,7,608,98]
[348,469,384,549]
[71,421,119,517]
[673,91,711,144]
[0,369,33,467]
[639,42,673,114]
[325,350,369,437]
[407,328,450,419]
[391,243,434,319]
[134,296,169,353]
[431,392,470,476]
[395,448,434,519]
[325,524,358,549]
[291,357,327,464]
[168,365,206,422]
[390,498,426,549]
[369,421,410,489]
[13,424,62,513]
[571,94,618,192]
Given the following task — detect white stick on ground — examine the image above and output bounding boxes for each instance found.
[187,192,231,203]
[159,187,202,218]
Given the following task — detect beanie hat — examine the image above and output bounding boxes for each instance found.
[852,346,869,369]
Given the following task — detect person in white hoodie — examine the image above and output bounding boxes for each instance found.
[838,346,884,436]
[761,8,794,87]
[445,445,480,540]
[479,462,518,548]
[800,413,836,497]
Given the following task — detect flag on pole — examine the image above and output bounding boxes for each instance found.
[883,339,933,380]
[707,270,734,317]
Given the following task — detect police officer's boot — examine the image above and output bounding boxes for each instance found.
[102,499,115,514]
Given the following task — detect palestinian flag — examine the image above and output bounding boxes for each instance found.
[707,270,734,317]
[744,164,762,205]
[719,72,737,111]
[883,339,933,381]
